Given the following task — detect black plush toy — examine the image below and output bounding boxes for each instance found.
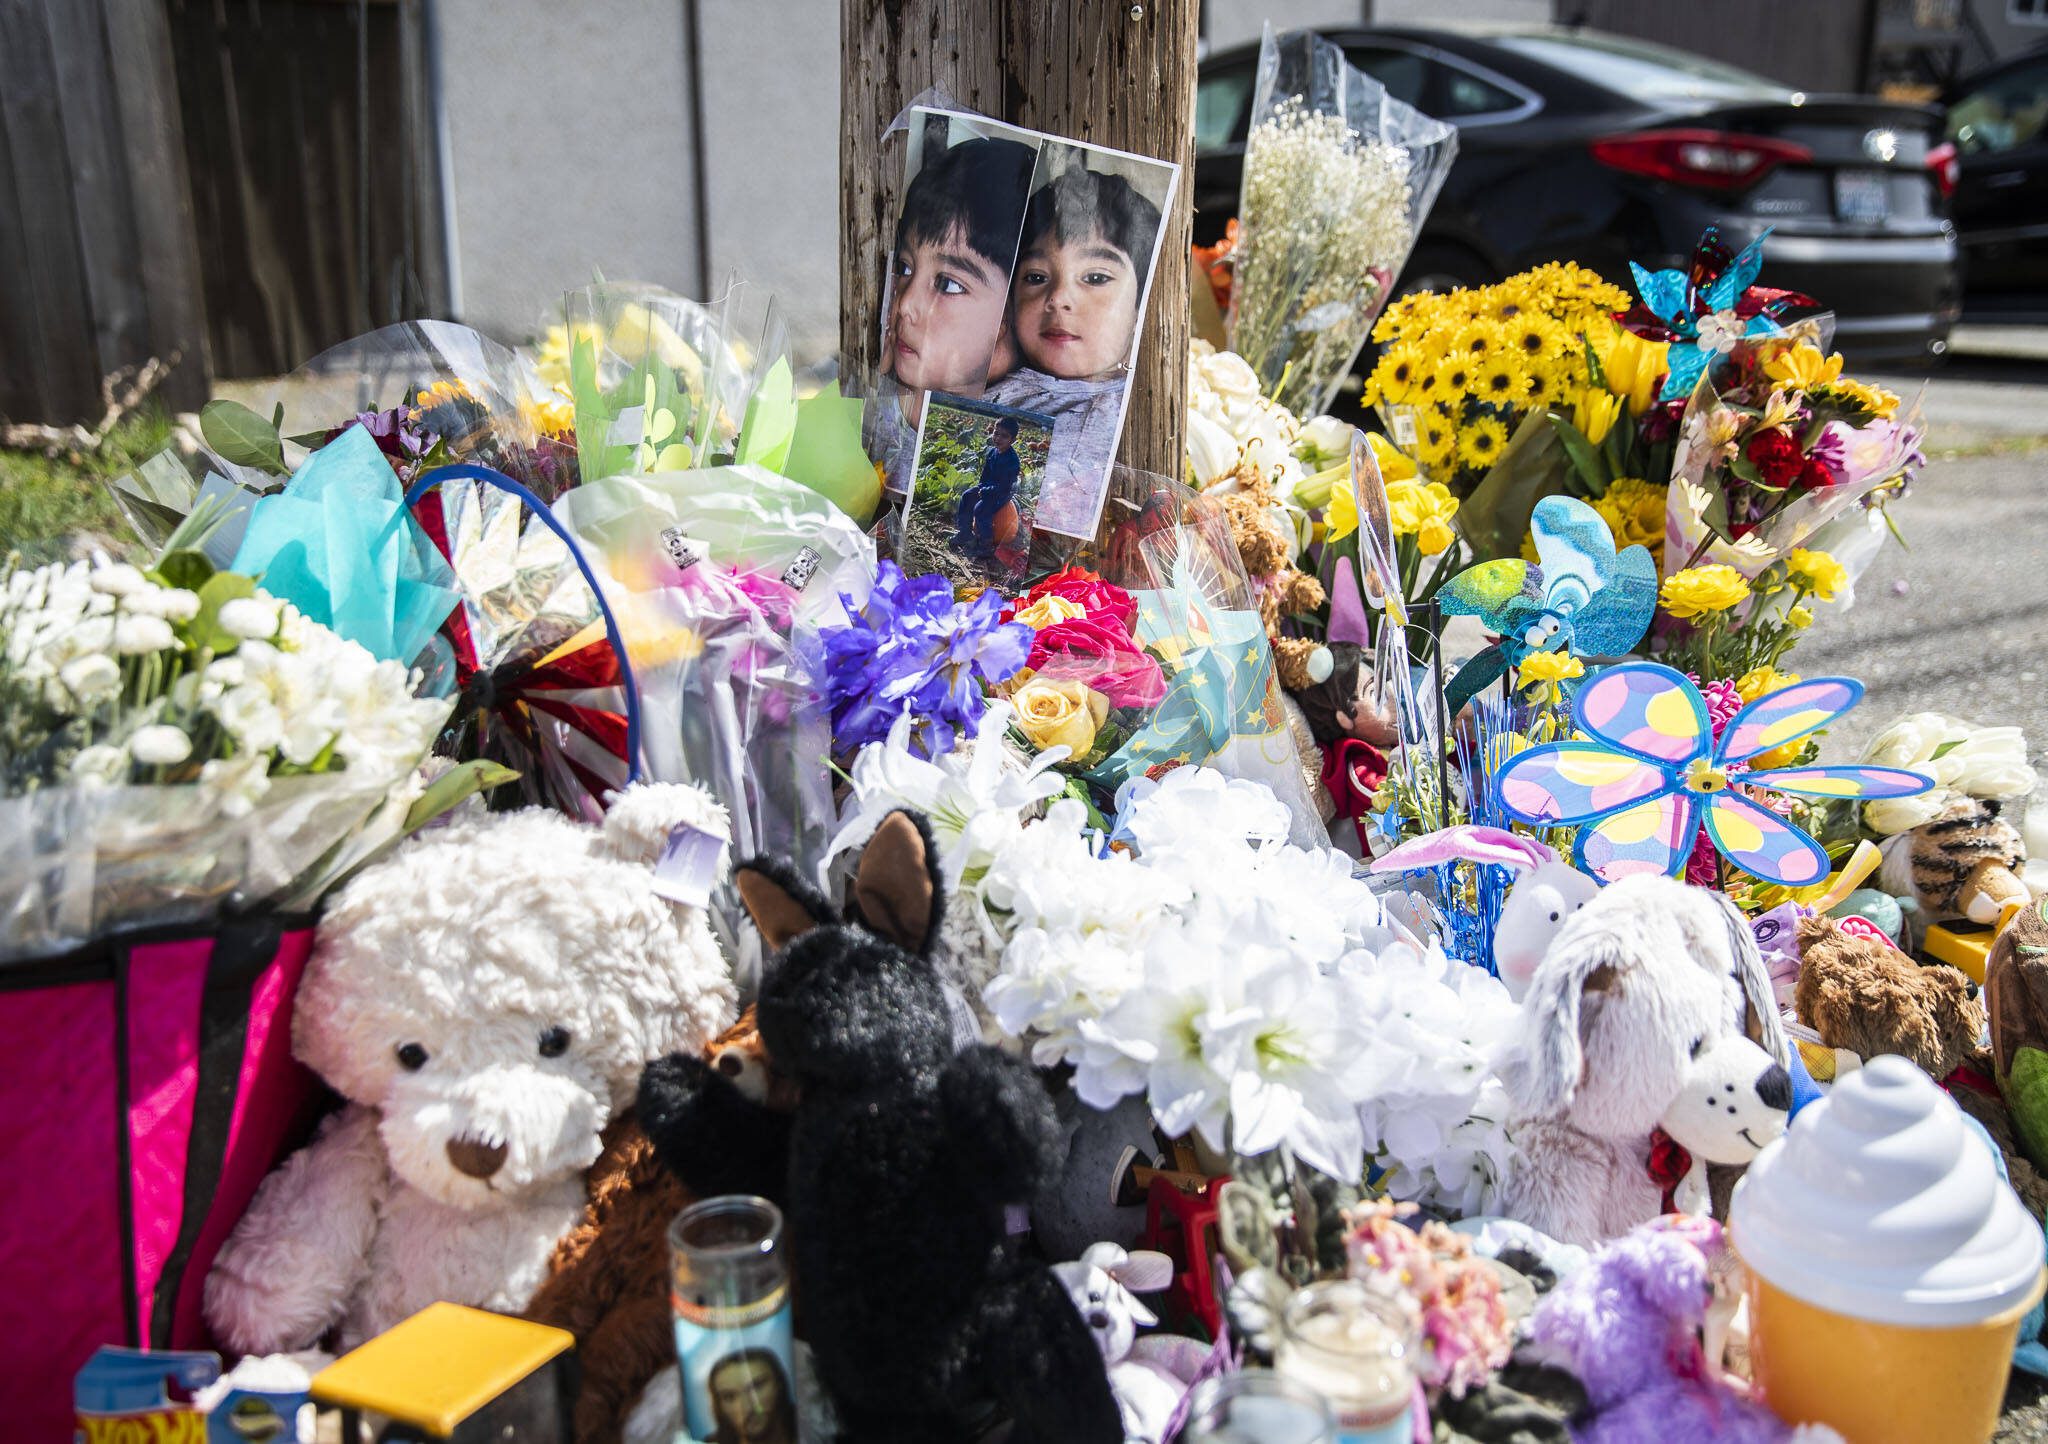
[638,810,1122,1444]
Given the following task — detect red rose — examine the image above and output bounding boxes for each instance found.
[1744,428,1804,487]
[1024,566,1137,631]
[1028,614,1166,708]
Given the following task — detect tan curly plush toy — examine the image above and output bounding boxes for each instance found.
[1215,470,1326,692]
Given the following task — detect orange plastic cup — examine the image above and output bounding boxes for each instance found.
[1741,1254,2043,1444]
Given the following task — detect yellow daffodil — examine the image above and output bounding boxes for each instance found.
[1323,473,1357,542]
[1785,548,1847,602]
[1573,389,1622,445]
[1736,665,1799,703]
[1659,565,1751,619]
[1765,344,1844,390]
[1387,479,1461,556]
[1598,326,1669,415]
[1518,650,1584,704]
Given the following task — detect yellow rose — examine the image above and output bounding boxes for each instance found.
[1785,548,1847,602]
[1735,666,1799,703]
[1659,565,1751,619]
[1013,677,1109,757]
[1013,593,1088,630]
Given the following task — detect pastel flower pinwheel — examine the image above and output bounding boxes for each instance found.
[1492,662,1932,885]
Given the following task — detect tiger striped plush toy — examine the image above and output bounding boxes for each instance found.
[1879,792,2029,928]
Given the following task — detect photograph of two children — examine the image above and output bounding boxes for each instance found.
[865,106,1180,588]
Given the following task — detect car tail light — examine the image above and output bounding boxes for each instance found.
[1590,129,1815,191]
[1927,140,1959,199]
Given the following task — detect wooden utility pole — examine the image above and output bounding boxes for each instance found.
[838,0,1198,483]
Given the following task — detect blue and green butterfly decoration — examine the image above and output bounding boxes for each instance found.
[1621,227,1818,402]
[1491,661,1933,886]
[1437,495,1658,718]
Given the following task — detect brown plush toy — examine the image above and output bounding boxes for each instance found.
[1986,897,2048,1178]
[1878,793,2029,928]
[1795,913,2048,1221]
[1216,472,1326,693]
[524,1007,792,1444]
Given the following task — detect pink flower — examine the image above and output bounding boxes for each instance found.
[1027,613,1166,708]
[1011,565,1138,631]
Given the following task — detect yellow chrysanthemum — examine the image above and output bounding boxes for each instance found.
[1455,321,1505,360]
[1735,665,1800,703]
[1659,565,1750,619]
[1785,548,1847,602]
[1765,345,1844,391]
[1592,477,1668,568]
[1520,651,1583,685]
[521,395,576,438]
[1474,357,1522,408]
[1434,355,1474,402]
[1822,376,1899,419]
[1457,415,1510,472]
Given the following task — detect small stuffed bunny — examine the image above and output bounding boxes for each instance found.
[1052,1244,1196,1444]
[638,810,1121,1444]
[1372,825,1600,1000]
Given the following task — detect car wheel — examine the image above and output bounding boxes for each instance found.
[1395,243,1495,297]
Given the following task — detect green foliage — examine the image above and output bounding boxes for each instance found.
[199,399,288,474]
[0,408,173,564]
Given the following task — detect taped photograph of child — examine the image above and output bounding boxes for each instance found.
[863,120,1039,496]
[983,136,1177,539]
[899,395,1055,591]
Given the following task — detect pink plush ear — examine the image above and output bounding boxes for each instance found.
[1372,824,1557,875]
[1113,1250,1176,1294]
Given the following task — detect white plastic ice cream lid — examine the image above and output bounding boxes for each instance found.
[1729,1054,2045,1327]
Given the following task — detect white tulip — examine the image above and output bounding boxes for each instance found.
[111,614,176,656]
[129,724,193,766]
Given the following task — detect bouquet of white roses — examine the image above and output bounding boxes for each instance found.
[0,552,461,957]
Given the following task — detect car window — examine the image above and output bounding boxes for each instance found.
[1196,69,1254,152]
[1438,65,1523,118]
[1344,46,1430,110]
[1948,58,2048,156]
[1491,32,1790,104]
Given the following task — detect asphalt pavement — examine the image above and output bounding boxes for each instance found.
[1810,338,2048,813]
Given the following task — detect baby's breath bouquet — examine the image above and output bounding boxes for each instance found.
[1228,26,1457,418]
[0,552,465,957]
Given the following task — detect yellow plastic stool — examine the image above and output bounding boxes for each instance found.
[311,1301,575,1441]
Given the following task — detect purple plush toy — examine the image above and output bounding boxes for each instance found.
[1528,1218,1842,1444]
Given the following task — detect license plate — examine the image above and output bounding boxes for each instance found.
[1834,169,1890,225]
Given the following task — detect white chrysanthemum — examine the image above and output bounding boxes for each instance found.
[70,744,129,787]
[88,562,148,597]
[217,596,283,641]
[111,614,176,656]
[58,654,122,707]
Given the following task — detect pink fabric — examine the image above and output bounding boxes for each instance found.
[168,929,317,1348]
[126,939,212,1338]
[0,977,124,1441]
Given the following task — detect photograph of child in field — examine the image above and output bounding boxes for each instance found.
[865,111,1178,540]
[900,395,1054,591]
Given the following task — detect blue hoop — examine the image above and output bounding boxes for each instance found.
[405,463,642,787]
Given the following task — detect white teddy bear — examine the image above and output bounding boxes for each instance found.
[204,782,737,1355]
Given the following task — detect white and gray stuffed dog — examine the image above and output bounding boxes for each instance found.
[1500,874,1791,1246]
[1053,1244,1195,1444]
